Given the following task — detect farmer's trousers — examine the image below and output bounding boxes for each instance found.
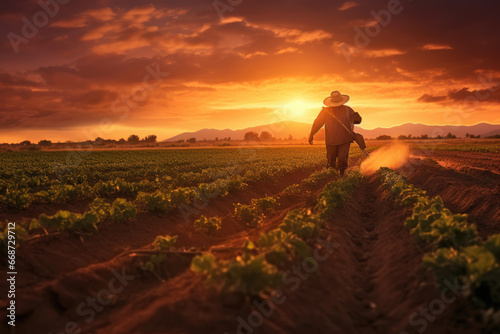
[326,143,350,173]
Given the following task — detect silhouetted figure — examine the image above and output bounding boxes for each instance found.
[309,91,362,176]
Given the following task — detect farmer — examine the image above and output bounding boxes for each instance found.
[308,91,362,176]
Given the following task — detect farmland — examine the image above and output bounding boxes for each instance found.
[0,141,499,334]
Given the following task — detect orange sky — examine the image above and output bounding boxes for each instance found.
[1,0,499,143]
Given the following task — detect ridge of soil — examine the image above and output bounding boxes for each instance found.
[46,175,477,334]
[402,157,500,238]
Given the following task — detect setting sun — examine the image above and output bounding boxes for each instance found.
[285,100,308,117]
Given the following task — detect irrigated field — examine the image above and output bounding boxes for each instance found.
[0,141,499,334]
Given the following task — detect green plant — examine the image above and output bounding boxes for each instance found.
[153,235,178,251]
[109,198,137,222]
[257,229,310,267]
[424,244,500,311]
[141,254,167,281]
[88,198,111,221]
[38,210,98,233]
[233,203,262,228]
[251,196,278,214]
[194,215,222,234]
[191,250,281,296]
[136,190,172,213]
[0,224,28,256]
[301,168,338,189]
[1,189,31,209]
[404,196,479,249]
[280,209,321,239]
[283,184,301,195]
[315,170,362,218]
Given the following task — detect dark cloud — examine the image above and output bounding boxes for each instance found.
[418,85,500,104]
[417,94,447,103]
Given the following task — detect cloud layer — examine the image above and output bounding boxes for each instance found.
[1,0,499,142]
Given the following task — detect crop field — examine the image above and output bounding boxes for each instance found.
[0,142,499,334]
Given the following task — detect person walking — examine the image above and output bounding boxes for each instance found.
[308,91,362,176]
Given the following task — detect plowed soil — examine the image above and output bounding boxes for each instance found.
[1,148,498,334]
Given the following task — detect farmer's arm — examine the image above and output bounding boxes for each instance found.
[350,107,362,124]
[309,108,326,144]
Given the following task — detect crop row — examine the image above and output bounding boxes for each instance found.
[190,170,363,297]
[0,148,328,210]
[379,167,500,327]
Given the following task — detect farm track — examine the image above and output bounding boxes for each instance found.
[403,157,500,238]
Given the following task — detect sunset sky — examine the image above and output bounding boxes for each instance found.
[1,0,499,143]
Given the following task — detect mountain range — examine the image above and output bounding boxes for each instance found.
[165,122,500,141]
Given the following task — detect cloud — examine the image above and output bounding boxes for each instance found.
[421,44,453,51]
[339,1,359,11]
[1,0,500,140]
[418,85,500,104]
[417,93,447,103]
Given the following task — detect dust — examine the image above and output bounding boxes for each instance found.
[361,143,410,175]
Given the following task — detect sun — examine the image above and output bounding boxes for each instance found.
[284,100,308,117]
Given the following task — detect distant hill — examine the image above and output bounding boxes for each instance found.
[165,121,311,141]
[165,122,500,141]
[356,122,500,139]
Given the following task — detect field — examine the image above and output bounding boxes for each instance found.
[0,141,499,334]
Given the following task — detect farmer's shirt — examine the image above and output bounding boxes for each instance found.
[310,105,362,146]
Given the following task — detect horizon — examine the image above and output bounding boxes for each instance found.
[3,121,499,144]
[1,1,500,143]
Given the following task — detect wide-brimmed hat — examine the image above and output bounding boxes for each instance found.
[323,91,349,107]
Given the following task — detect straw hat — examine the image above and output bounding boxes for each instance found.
[323,90,349,107]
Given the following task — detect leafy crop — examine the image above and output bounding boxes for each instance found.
[109,198,137,222]
[379,168,479,250]
[251,196,278,213]
[424,244,500,311]
[380,167,500,321]
[257,229,310,267]
[136,190,172,213]
[39,210,99,233]
[153,235,178,251]
[315,170,363,218]
[194,216,222,234]
[301,167,338,189]
[283,184,301,195]
[88,198,111,221]
[141,254,167,281]
[279,209,322,239]
[0,224,28,256]
[0,189,31,209]
[233,203,263,228]
[192,168,364,298]
[191,250,282,296]
[405,196,478,249]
